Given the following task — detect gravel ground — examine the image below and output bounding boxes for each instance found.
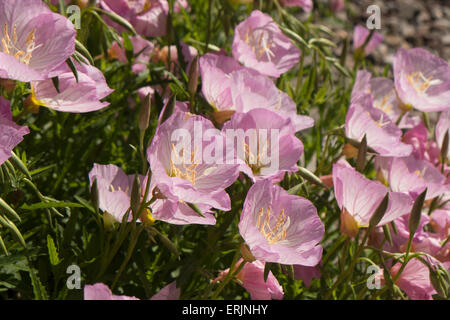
[345,0,450,63]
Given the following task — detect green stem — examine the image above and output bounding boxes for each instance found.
[211,256,246,300]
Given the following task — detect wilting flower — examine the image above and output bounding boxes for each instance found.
[332,159,413,237]
[351,70,420,128]
[222,108,303,182]
[100,0,169,37]
[152,42,198,73]
[394,48,450,112]
[230,69,314,132]
[109,35,154,74]
[0,97,29,165]
[0,0,76,81]
[279,0,313,12]
[353,25,383,56]
[239,179,324,265]
[345,98,413,157]
[84,281,180,300]
[215,259,284,300]
[147,112,240,225]
[232,10,301,78]
[199,53,245,114]
[390,258,436,300]
[387,156,449,200]
[403,122,440,164]
[31,61,113,113]
[436,110,449,160]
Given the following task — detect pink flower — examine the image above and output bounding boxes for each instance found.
[0,0,76,81]
[147,112,240,225]
[109,35,154,74]
[216,259,284,300]
[174,0,189,13]
[293,265,321,288]
[199,53,245,112]
[387,156,449,200]
[332,159,413,237]
[403,122,440,164]
[100,0,169,37]
[149,281,181,300]
[84,283,139,300]
[88,163,144,223]
[351,70,420,128]
[436,111,450,160]
[394,48,450,112]
[353,25,383,56]
[84,281,180,300]
[345,99,413,157]
[222,109,303,182]
[239,179,324,265]
[0,97,29,165]
[279,0,313,12]
[230,69,314,132]
[431,208,450,241]
[390,258,436,300]
[232,10,301,78]
[31,61,113,113]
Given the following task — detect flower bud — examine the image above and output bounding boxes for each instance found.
[240,243,256,263]
[139,93,151,132]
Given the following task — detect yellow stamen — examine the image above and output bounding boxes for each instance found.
[406,71,442,96]
[256,207,290,245]
[1,23,38,65]
[168,143,199,185]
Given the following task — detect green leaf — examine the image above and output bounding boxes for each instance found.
[186,202,205,218]
[0,197,21,222]
[29,267,48,300]
[10,151,32,180]
[75,39,95,65]
[369,192,389,227]
[409,188,427,237]
[66,58,79,83]
[356,134,367,173]
[47,235,61,266]
[296,166,328,189]
[93,7,137,35]
[21,201,84,210]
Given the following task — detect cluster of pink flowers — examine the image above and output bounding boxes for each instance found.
[3,0,448,301]
[85,7,326,299]
[0,0,113,166]
[339,44,450,299]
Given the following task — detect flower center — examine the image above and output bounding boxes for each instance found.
[244,27,275,61]
[131,0,156,15]
[407,72,442,96]
[374,91,394,115]
[244,135,271,175]
[168,143,199,185]
[413,168,426,180]
[1,24,39,65]
[256,206,290,245]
